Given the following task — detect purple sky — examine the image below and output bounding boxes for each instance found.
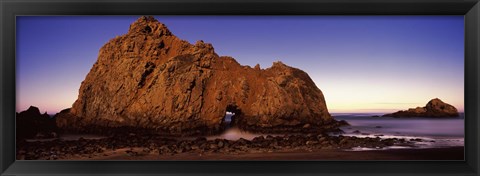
[16,16,464,114]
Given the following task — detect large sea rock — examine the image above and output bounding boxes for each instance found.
[16,106,58,139]
[382,98,459,118]
[56,16,338,135]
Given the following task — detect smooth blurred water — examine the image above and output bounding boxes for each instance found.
[33,113,462,150]
[210,114,465,150]
[206,127,265,141]
[207,114,276,140]
[333,113,464,150]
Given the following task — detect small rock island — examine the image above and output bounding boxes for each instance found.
[382,98,459,118]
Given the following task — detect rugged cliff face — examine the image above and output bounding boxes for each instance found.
[56,16,336,135]
[382,98,459,118]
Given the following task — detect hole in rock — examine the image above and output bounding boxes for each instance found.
[223,105,242,129]
[207,105,263,141]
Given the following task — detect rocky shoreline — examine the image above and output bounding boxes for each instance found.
[17,133,416,160]
[51,119,348,138]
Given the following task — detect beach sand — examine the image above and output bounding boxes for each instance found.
[65,146,464,161]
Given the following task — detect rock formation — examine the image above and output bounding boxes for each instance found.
[382,98,459,118]
[56,16,338,135]
[16,106,58,139]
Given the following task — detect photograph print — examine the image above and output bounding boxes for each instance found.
[16,16,464,160]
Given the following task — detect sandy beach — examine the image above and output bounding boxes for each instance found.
[65,146,464,161]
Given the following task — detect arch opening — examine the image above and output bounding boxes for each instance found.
[223,105,242,130]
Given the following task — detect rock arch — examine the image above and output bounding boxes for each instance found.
[56,16,338,135]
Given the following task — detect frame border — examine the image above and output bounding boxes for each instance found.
[1,0,479,175]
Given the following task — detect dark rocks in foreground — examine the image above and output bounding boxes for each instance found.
[16,133,414,160]
[16,106,58,140]
[382,98,459,118]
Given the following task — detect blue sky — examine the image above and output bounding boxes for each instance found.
[16,16,464,113]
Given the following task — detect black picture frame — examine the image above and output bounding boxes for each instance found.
[1,0,479,175]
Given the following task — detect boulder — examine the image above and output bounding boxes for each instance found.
[382,98,459,117]
[56,16,337,135]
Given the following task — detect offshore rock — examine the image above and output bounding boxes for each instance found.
[16,106,58,139]
[382,98,459,118]
[56,16,336,135]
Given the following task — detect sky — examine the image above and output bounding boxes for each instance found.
[16,16,464,114]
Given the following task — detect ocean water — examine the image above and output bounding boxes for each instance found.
[206,127,265,141]
[209,113,464,150]
[207,114,268,140]
[27,114,465,151]
[333,113,464,151]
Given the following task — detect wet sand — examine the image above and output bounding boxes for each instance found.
[67,146,464,160]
